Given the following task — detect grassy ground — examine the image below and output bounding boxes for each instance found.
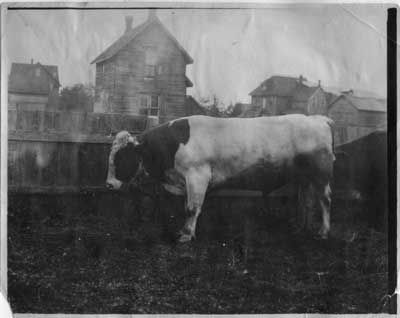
[8,192,389,314]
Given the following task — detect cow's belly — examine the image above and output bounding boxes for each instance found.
[209,160,293,193]
[162,162,292,195]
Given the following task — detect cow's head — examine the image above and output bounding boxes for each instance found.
[106,131,144,190]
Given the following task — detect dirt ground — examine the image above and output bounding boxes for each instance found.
[8,192,390,314]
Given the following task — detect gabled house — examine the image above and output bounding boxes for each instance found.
[328,92,386,145]
[8,61,60,111]
[244,75,327,117]
[91,10,194,123]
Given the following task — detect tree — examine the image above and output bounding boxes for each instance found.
[59,84,94,112]
[199,95,223,117]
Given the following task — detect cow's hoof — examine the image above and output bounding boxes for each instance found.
[318,228,329,239]
[178,233,193,243]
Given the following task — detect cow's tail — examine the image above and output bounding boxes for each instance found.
[325,117,335,161]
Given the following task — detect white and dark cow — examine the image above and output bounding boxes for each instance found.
[106,114,335,242]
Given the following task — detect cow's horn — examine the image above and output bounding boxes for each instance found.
[128,135,140,146]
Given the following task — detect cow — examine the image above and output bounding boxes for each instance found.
[106,114,335,242]
[333,131,387,230]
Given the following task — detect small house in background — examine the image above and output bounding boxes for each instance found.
[8,60,60,111]
[328,91,386,145]
[91,9,194,124]
[231,103,251,117]
[244,75,327,117]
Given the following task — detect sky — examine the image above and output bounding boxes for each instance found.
[6,4,391,106]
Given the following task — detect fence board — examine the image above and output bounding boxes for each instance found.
[39,143,58,187]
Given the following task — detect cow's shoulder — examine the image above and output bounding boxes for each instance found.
[139,118,191,176]
[141,118,190,147]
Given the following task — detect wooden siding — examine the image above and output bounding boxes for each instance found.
[8,93,48,110]
[94,23,188,119]
[328,99,386,145]
[328,99,359,126]
[307,88,327,115]
[250,96,291,116]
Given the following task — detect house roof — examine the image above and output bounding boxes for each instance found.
[91,15,193,65]
[185,96,206,116]
[185,76,193,87]
[9,62,60,95]
[250,75,300,97]
[292,85,319,102]
[346,95,386,112]
[330,94,386,112]
[325,91,339,106]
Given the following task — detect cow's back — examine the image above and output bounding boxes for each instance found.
[178,115,333,165]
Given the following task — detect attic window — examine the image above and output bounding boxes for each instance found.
[35,68,41,77]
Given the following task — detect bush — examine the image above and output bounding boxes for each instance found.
[59,84,94,112]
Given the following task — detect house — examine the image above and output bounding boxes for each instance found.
[91,10,194,124]
[230,103,251,117]
[244,75,327,117]
[328,91,386,145]
[8,60,60,111]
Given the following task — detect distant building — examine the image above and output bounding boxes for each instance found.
[243,75,327,117]
[91,10,194,123]
[328,92,386,145]
[231,103,251,117]
[8,60,60,111]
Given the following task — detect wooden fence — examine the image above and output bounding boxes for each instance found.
[8,110,368,198]
[8,110,149,193]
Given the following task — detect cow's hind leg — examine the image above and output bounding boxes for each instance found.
[296,181,315,233]
[316,183,331,239]
[178,166,211,243]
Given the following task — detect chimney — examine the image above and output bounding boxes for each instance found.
[125,16,133,33]
[31,58,33,64]
[299,75,304,84]
[148,8,157,21]
[318,80,321,87]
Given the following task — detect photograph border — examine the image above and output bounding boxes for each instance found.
[1,1,398,317]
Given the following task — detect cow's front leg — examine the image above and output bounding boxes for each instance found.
[178,165,211,243]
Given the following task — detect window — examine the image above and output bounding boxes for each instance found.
[35,68,41,77]
[145,65,156,77]
[139,94,159,117]
[253,97,262,107]
[145,49,157,77]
